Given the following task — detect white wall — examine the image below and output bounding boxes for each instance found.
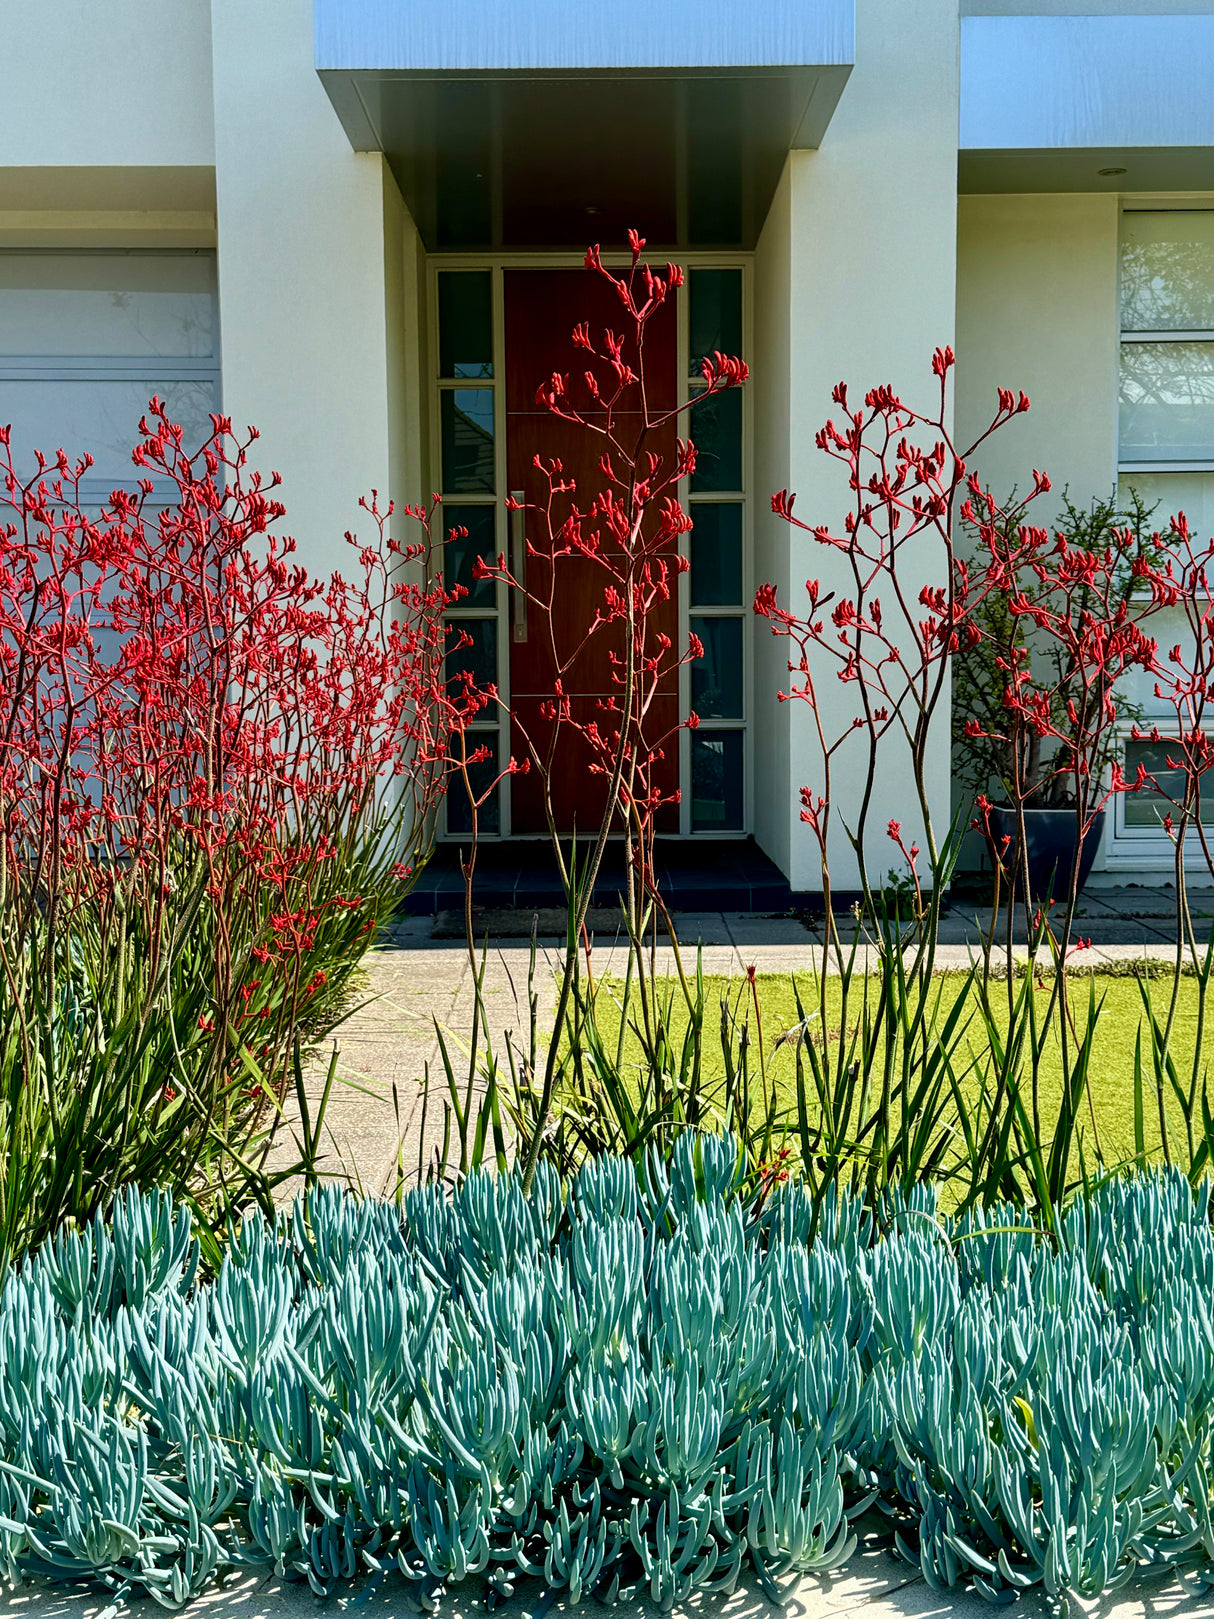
[753,0,960,894]
[210,0,416,580]
[954,193,1123,873]
[0,0,214,168]
[956,194,1119,522]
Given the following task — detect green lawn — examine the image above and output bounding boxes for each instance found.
[582,970,1210,1169]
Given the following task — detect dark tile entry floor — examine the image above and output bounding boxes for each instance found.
[399,838,795,916]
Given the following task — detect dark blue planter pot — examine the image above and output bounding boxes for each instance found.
[987,806,1105,903]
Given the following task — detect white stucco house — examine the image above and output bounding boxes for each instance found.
[5,0,1214,904]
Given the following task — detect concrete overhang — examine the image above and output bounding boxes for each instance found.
[315,0,853,249]
[960,13,1214,193]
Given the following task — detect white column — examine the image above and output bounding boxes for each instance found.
[209,0,416,578]
[754,0,960,894]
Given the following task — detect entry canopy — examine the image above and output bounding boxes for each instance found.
[315,0,854,250]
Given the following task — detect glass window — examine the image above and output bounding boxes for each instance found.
[0,251,220,494]
[0,252,217,358]
[1121,212,1214,332]
[441,388,495,493]
[1119,341,1214,462]
[688,268,742,377]
[1123,738,1214,827]
[690,502,743,606]
[690,615,744,719]
[691,730,743,831]
[689,386,742,492]
[438,271,493,378]
[445,616,497,694]
[446,730,501,835]
[1119,470,1214,538]
[0,378,219,483]
[440,504,496,608]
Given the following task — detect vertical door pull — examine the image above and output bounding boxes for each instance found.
[510,491,527,643]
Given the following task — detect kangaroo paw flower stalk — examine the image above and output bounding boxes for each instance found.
[469,232,748,1190]
[0,406,481,1263]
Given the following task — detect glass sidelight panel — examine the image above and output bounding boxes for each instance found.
[690,502,743,605]
[446,731,501,834]
[689,386,742,492]
[690,730,743,830]
[690,615,743,719]
[688,268,742,376]
[438,271,493,377]
[445,616,498,693]
[441,388,495,492]
[440,504,496,607]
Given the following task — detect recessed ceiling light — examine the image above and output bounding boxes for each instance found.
[1098,166,1127,177]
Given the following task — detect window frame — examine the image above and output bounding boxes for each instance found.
[679,261,752,836]
[1114,204,1214,867]
[1119,205,1214,476]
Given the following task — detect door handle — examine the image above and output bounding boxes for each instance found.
[510,490,527,643]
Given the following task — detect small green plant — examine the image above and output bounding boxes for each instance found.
[952,487,1159,809]
[870,865,922,920]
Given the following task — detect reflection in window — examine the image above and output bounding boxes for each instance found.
[0,252,217,357]
[0,252,220,503]
[691,730,743,830]
[1121,212,1214,332]
[1119,341,1214,462]
[440,504,496,608]
[1119,470,1214,538]
[689,386,742,493]
[441,389,495,493]
[0,378,219,483]
[689,268,743,377]
[1123,738,1214,826]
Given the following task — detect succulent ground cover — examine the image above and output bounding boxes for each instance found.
[1,1141,1213,1615]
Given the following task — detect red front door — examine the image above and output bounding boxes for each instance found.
[504,269,681,836]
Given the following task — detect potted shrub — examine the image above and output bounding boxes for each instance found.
[954,490,1160,903]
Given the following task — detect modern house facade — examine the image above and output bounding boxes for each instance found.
[5,0,1214,897]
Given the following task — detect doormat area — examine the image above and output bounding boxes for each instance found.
[399,837,796,915]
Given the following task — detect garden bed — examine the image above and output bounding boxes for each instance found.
[1,1143,1212,1616]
